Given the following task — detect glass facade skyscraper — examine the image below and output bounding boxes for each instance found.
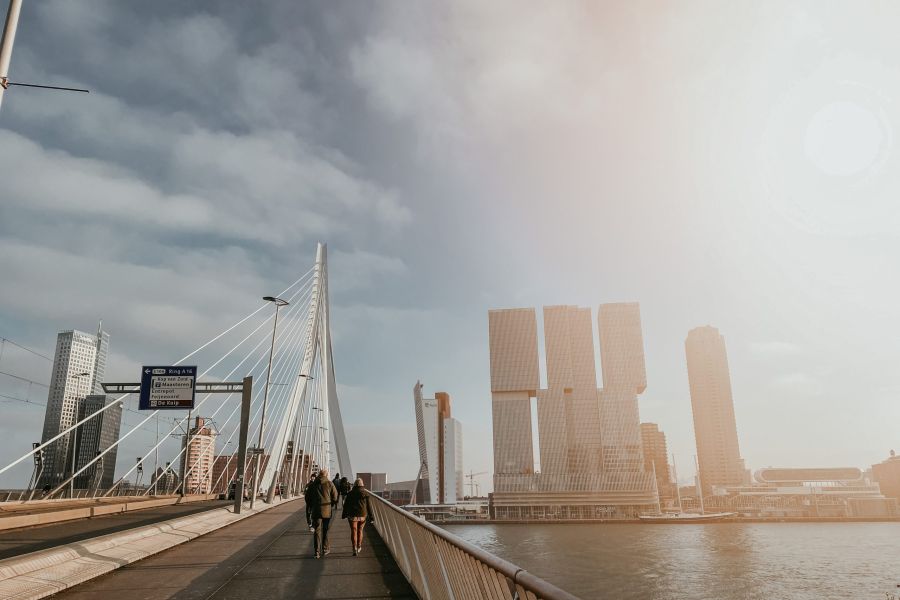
[38,325,110,491]
[413,382,463,504]
[488,304,657,520]
[685,325,746,494]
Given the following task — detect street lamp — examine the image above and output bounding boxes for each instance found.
[251,295,289,509]
[69,372,90,498]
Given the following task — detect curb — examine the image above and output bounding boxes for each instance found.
[0,496,298,600]
[0,495,219,532]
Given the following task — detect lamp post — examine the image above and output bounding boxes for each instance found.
[251,296,288,509]
[69,372,90,498]
[0,0,23,112]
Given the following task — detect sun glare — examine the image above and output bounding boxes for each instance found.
[804,101,885,177]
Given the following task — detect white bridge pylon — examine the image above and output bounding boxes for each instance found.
[260,243,352,495]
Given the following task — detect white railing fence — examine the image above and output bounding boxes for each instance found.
[369,494,581,600]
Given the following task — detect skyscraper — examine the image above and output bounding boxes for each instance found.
[598,303,646,475]
[640,422,673,500]
[488,304,656,520]
[413,382,463,504]
[73,394,122,492]
[39,325,110,491]
[685,326,746,494]
[488,309,539,478]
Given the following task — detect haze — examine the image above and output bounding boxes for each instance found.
[1,1,898,491]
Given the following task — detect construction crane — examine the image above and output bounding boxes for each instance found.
[465,470,487,498]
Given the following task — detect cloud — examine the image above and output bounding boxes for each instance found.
[748,341,803,357]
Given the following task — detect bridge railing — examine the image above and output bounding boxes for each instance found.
[369,494,580,600]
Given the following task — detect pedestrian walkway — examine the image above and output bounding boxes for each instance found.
[52,499,415,599]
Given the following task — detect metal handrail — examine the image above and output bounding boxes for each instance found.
[369,493,581,600]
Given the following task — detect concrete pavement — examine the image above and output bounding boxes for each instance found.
[52,499,415,599]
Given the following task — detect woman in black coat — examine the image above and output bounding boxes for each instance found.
[341,478,372,556]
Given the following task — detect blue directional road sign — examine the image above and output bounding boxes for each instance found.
[139,366,197,410]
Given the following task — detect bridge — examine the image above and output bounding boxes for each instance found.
[0,244,578,600]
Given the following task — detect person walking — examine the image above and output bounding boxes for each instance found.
[341,478,373,556]
[309,468,339,558]
[303,474,317,532]
[339,476,350,507]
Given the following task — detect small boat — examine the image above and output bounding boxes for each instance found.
[638,511,735,523]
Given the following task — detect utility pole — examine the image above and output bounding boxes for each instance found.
[0,0,23,112]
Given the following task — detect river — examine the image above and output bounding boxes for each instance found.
[442,522,900,600]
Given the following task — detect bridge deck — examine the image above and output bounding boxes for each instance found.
[52,499,415,599]
[0,499,228,560]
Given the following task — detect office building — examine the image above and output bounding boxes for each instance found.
[38,325,110,491]
[872,451,900,501]
[73,395,122,492]
[151,464,179,495]
[640,422,674,500]
[685,326,746,494]
[703,467,897,518]
[488,304,657,520]
[413,382,463,504]
[180,417,216,494]
[356,472,386,494]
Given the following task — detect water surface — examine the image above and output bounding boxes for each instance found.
[443,522,900,599]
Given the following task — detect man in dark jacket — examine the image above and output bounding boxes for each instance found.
[302,474,317,532]
[309,469,339,558]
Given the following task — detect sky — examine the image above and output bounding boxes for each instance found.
[1,1,899,492]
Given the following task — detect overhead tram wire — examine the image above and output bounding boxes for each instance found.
[0,337,53,362]
[0,266,317,481]
[174,300,314,495]
[105,279,316,496]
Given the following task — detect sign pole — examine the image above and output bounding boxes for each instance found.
[179,408,192,497]
[234,376,252,515]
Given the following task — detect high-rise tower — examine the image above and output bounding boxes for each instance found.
[180,417,217,495]
[685,326,746,495]
[413,383,463,504]
[488,304,656,519]
[488,309,539,479]
[39,325,110,490]
[598,303,647,475]
[640,422,673,500]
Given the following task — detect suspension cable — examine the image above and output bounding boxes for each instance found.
[104,280,315,496]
